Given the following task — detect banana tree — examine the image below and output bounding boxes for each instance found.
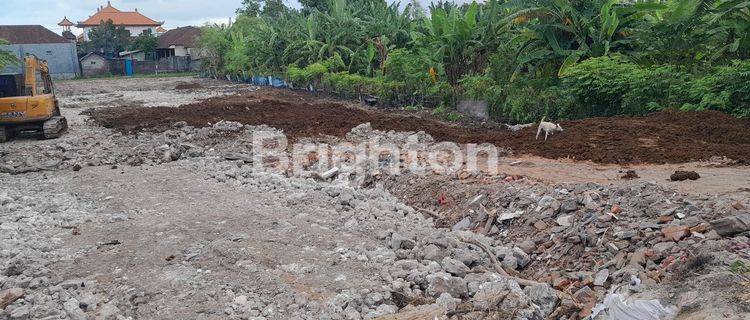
[0,39,19,71]
[415,1,485,85]
[707,0,750,60]
[506,0,652,78]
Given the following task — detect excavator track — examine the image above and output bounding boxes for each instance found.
[42,116,68,139]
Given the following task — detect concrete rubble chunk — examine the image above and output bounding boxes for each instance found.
[451,216,472,231]
[709,213,750,237]
[64,298,87,320]
[426,272,468,298]
[524,284,558,318]
[320,167,340,180]
[594,269,609,286]
[0,288,24,310]
[556,215,573,227]
[441,257,470,277]
[9,305,29,319]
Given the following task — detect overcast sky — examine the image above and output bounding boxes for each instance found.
[1,0,267,35]
[0,0,467,36]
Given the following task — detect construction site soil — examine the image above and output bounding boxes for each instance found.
[90,88,750,165]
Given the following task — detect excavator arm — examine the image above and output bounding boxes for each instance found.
[23,55,53,96]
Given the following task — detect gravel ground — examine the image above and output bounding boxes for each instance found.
[1,76,748,320]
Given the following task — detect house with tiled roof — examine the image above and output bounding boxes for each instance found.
[156,26,202,59]
[74,1,163,41]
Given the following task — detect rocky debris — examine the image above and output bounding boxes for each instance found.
[710,213,750,237]
[383,173,750,318]
[670,170,700,181]
[0,180,104,320]
[346,123,435,146]
[381,231,560,319]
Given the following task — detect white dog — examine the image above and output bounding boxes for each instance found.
[536,117,563,140]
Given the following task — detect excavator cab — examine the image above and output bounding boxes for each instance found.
[0,55,67,142]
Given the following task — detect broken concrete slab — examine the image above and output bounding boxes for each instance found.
[709,213,750,237]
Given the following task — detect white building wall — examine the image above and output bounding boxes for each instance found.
[82,26,157,41]
[172,45,188,57]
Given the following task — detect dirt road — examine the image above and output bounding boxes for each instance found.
[1,76,748,320]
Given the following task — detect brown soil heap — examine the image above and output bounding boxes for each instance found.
[671,170,701,181]
[89,88,750,165]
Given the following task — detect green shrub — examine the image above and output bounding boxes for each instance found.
[561,57,750,119]
[502,81,571,123]
[561,56,690,118]
[287,62,328,87]
[681,61,750,118]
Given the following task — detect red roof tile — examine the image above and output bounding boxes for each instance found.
[58,17,74,26]
[0,25,70,44]
[78,3,162,27]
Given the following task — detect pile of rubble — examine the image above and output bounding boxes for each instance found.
[0,178,107,320]
[385,172,750,318]
[0,120,256,175]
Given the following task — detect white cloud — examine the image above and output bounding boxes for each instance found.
[0,0,482,36]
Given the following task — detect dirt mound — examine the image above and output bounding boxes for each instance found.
[89,89,750,164]
[174,82,203,90]
[671,170,701,181]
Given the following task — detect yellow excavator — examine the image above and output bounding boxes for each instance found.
[0,55,67,142]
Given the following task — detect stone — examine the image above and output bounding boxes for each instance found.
[95,302,120,320]
[556,215,573,227]
[426,272,468,298]
[0,288,24,310]
[498,210,524,222]
[607,242,619,253]
[502,255,518,270]
[629,248,647,267]
[441,257,470,277]
[452,216,472,231]
[364,292,384,307]
[59,279,85,289]
[64,298,87,320]
[537,196,555,209]
[517,240,536,254]
[614,229,638,240]
[390,233,415,250]
[512,247,531,268]
[524,284,558,318]
[9,305,29,320]
[652,242,675,259]
[435,293,460,313]
[560,200,579,213]
[662,225,690,242]
[472,280,513,310]
[533,220,548,230]
[572,286,596,304]
[709,213,750,237]
[423,244,444,262]
[611,204,622,214]
[593,269,609,286]
[320,167,340,180]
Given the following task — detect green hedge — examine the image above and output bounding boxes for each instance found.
[456,57,750,123]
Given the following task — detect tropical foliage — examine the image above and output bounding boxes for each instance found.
[0,38,19,70]
[198,0,750,121]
